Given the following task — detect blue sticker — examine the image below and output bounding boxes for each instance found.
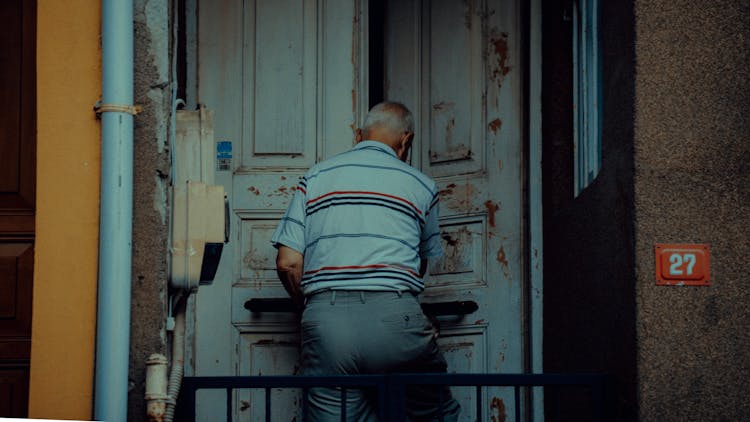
[217,141,232,171]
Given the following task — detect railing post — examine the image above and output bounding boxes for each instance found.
[592,379,604,422]
[174,379,196,422]
[386,375,407,422]
[475,385,482,421]
[302,388,309,422]
[226,388,233,422]
[265,387,272,422]
[377,377,388,419]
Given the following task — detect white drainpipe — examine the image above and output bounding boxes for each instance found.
[145,354,169,421]
[94,0,135,421]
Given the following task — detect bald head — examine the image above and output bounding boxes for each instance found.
[358,101,415,161]
[362,102,414,137]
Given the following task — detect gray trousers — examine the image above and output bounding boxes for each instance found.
[300,290,461,421]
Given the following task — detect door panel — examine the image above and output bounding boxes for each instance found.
[241,0,317,168]
[0,0,35,417]
[0,0,35,215]
[236,331,302,421]
[0,243,34,343]
[386,0,525,419]
[0,369,29,416]
[422,0,485,176]
[440,326,489,422]
[195,0,363,419]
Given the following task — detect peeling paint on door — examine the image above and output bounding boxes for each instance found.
[496,245,511,279]
[490,396,507,422]
[484,200,500,227]
[432,101,455,112]
[488,118,502,135]
[439,182,478,212]
[437,226,474,274]
[489,31,511,86]
[243,248,271,272]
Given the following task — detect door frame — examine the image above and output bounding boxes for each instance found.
[181,0,543,416]
[528,0,544,419]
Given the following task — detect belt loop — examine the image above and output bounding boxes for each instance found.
[396,290,403,298]
[359,291,365,304]
[330,290,336,305]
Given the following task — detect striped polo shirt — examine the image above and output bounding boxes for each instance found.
[271,140,443,295]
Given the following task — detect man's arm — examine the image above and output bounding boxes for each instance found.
[276,245,305,309]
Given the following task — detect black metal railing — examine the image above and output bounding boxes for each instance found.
[175,373,613,421]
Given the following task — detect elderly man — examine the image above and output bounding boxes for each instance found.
[271,101,460,421]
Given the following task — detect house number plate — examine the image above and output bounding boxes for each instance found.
[654,243,710,286]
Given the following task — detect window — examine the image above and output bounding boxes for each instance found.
[572,0,601,196]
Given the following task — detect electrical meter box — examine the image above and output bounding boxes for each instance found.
[170,107,228,290]
[171,181,226,289]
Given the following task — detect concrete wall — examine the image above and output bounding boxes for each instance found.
[128,0,171,419]
[544,0,750,420]
[542,0,637,420]
[634,1,750,420]
[29,1,100,418]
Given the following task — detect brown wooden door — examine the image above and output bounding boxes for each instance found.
[0,0,36,417]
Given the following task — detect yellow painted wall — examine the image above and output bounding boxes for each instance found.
[28,0,100,418]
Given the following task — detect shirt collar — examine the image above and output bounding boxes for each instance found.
[354,140,398,158]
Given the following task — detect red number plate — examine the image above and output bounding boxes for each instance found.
[654,244,710,286]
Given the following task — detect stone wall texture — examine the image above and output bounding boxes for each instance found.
[544,0,750,420]
[128,0,171,419]
[634,0,750,420]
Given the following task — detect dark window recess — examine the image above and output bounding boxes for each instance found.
[369,0,385,107]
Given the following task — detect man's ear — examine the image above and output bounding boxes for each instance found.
[404,132,414,147]
[397,132,414,161]
[355,128,363,142]
[401,132,414,151]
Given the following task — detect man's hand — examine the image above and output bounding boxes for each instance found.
[276,245,305,309]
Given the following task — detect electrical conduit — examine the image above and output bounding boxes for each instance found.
[164,300,186,422]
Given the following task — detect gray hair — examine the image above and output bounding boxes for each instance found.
[362,101,414,135]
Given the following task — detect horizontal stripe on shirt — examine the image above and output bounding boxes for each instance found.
[306,197,425,226]
[307,191,422,215]
[280,216,305,228]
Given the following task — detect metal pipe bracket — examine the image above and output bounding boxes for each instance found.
[94,100,143,119]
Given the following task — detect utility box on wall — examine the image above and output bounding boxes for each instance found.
[171,181,226,289]
[170,107,228,289]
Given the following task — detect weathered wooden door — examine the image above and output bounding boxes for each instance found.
[0,0,35,417]
[194,0,367,419]
[385,0,527,420]
[193,0,529,420]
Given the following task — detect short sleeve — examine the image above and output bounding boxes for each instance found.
[419,189,443,259]
[270,178,307,254]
